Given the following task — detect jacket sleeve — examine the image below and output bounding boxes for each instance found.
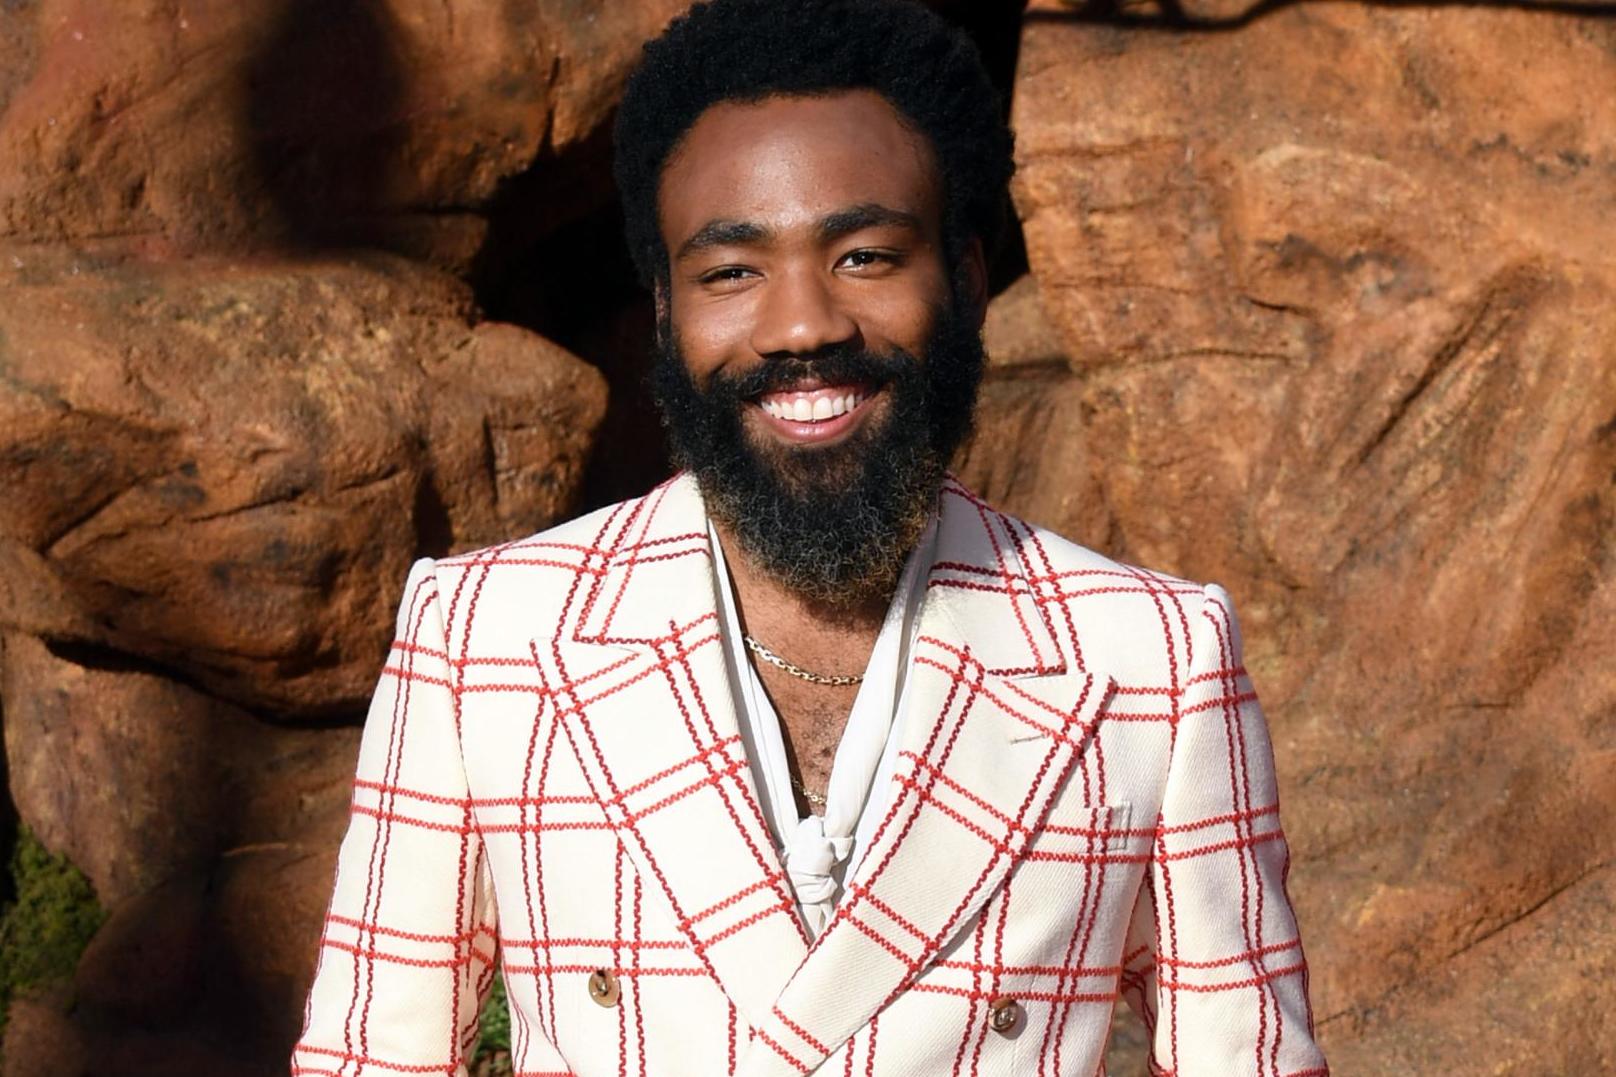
[292,558,500,1077]
[1123,584,1328,1077]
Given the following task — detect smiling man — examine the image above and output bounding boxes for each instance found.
[293,2,1327,1076]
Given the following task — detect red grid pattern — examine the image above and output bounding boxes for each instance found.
[293,474,1325,1076]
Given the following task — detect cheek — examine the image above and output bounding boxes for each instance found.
[849,253,953,355]
[670,291,758,380]
[856,290,943,357]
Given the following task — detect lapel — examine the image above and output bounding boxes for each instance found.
[533,474,809,1033]
[737,479,1115,1076]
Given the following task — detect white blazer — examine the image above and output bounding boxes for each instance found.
[293,474,1327,1077]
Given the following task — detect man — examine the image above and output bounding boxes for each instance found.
[294,1,1327,1074]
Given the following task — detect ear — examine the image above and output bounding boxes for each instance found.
[958,237,989,329]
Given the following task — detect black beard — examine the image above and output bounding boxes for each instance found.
[649,302,985,607]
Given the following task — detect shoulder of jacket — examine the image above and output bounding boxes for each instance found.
[412,483,674,626]
[953,489,1228,652]
[433,486,661,571]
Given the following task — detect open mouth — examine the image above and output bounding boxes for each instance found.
[752,381,878,443]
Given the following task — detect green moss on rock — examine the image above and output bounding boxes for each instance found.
[471,973,513,1077]
[0,826,105,1031]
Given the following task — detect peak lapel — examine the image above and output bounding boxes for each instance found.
[535,475,809,1032]
[738,482,1115,1076]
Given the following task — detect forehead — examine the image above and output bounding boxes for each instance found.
[657,90,942,244]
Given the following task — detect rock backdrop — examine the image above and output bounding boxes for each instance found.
[0,0,692,263]
[1,1,1612,1074]
[967,2,1616,1073]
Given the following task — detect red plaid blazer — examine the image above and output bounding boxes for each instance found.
[294,473,1326,1077]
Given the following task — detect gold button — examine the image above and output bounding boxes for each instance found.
[988,996,1019,1035]
[587,969,620,1008]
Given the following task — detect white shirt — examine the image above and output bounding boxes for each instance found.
[708,518,938,938]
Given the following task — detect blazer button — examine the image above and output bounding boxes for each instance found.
[987,996,1020,1035]
[587,969,621,1008]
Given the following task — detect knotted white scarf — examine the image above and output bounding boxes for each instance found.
[710,518,936,938]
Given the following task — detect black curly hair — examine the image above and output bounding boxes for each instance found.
[612,0,1015,288]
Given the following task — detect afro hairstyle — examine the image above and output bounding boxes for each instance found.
[612,0,1015,288]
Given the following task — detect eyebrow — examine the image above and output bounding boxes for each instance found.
[816,202,922,243]
[674,202,922,260]
[676,219,771,260]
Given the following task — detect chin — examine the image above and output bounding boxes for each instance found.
[742,416,885,494]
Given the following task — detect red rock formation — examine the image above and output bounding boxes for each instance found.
[0,248,606,1068]
[988,2,1616,1071]
[0,247,605,716]
[0,4,644,1068]
[0,0,690,259]
[1090,0,1616,21]
[0,629,357,1072]
[2,1,1610,1072]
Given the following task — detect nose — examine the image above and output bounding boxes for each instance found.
[748,266,860,359]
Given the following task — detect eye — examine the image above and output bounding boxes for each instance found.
[697,265,756,286]
[837,248,900,271]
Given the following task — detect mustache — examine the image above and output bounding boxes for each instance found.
[711,346,917,400]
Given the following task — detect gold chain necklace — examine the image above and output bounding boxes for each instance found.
[743,635,863,687]
[791,775,827,808]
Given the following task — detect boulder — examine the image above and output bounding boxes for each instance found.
[2,628,360,1070]
[0,631,357,910]
[204,842,346,1058]
[1012,1,1616,1069]
[981,273,1067,371]
[0,988,89,1077]
[0,245,606,715]
[0,0,692,257]
[1324,864,1616,1075]
[1045,0,1616,22]
[958,274,1116,552]
[73,875,209,1025]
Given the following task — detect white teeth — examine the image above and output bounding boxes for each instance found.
[760,390,865,422]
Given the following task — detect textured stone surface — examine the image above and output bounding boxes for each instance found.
[1325,864,1616,1075]
[206,842,345,1057]
[0,632,357,907]
[0,2,1609,1073]
[0,989,89,1077]
[1008,2,1616,1070]
[0,242,600,1069]
[1,629,358,1072]
[0,246,605,715]
[1048,0,1616,21]
[0,0,691,256]
[981,273,1067,371]
[0,1,41,119]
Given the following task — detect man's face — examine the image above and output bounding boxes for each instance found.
[652,90,986,604]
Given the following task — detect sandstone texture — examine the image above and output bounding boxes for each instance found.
[0,246,605,715]
[0,246,604,1067]
[0,1,636,1067]
[0,0,690,258]
[993,2,1616,1071]
[1176,0,1616,21]
[0,630,356,1073]
[1079,0,1616,22]
[1,0,1610,1073]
